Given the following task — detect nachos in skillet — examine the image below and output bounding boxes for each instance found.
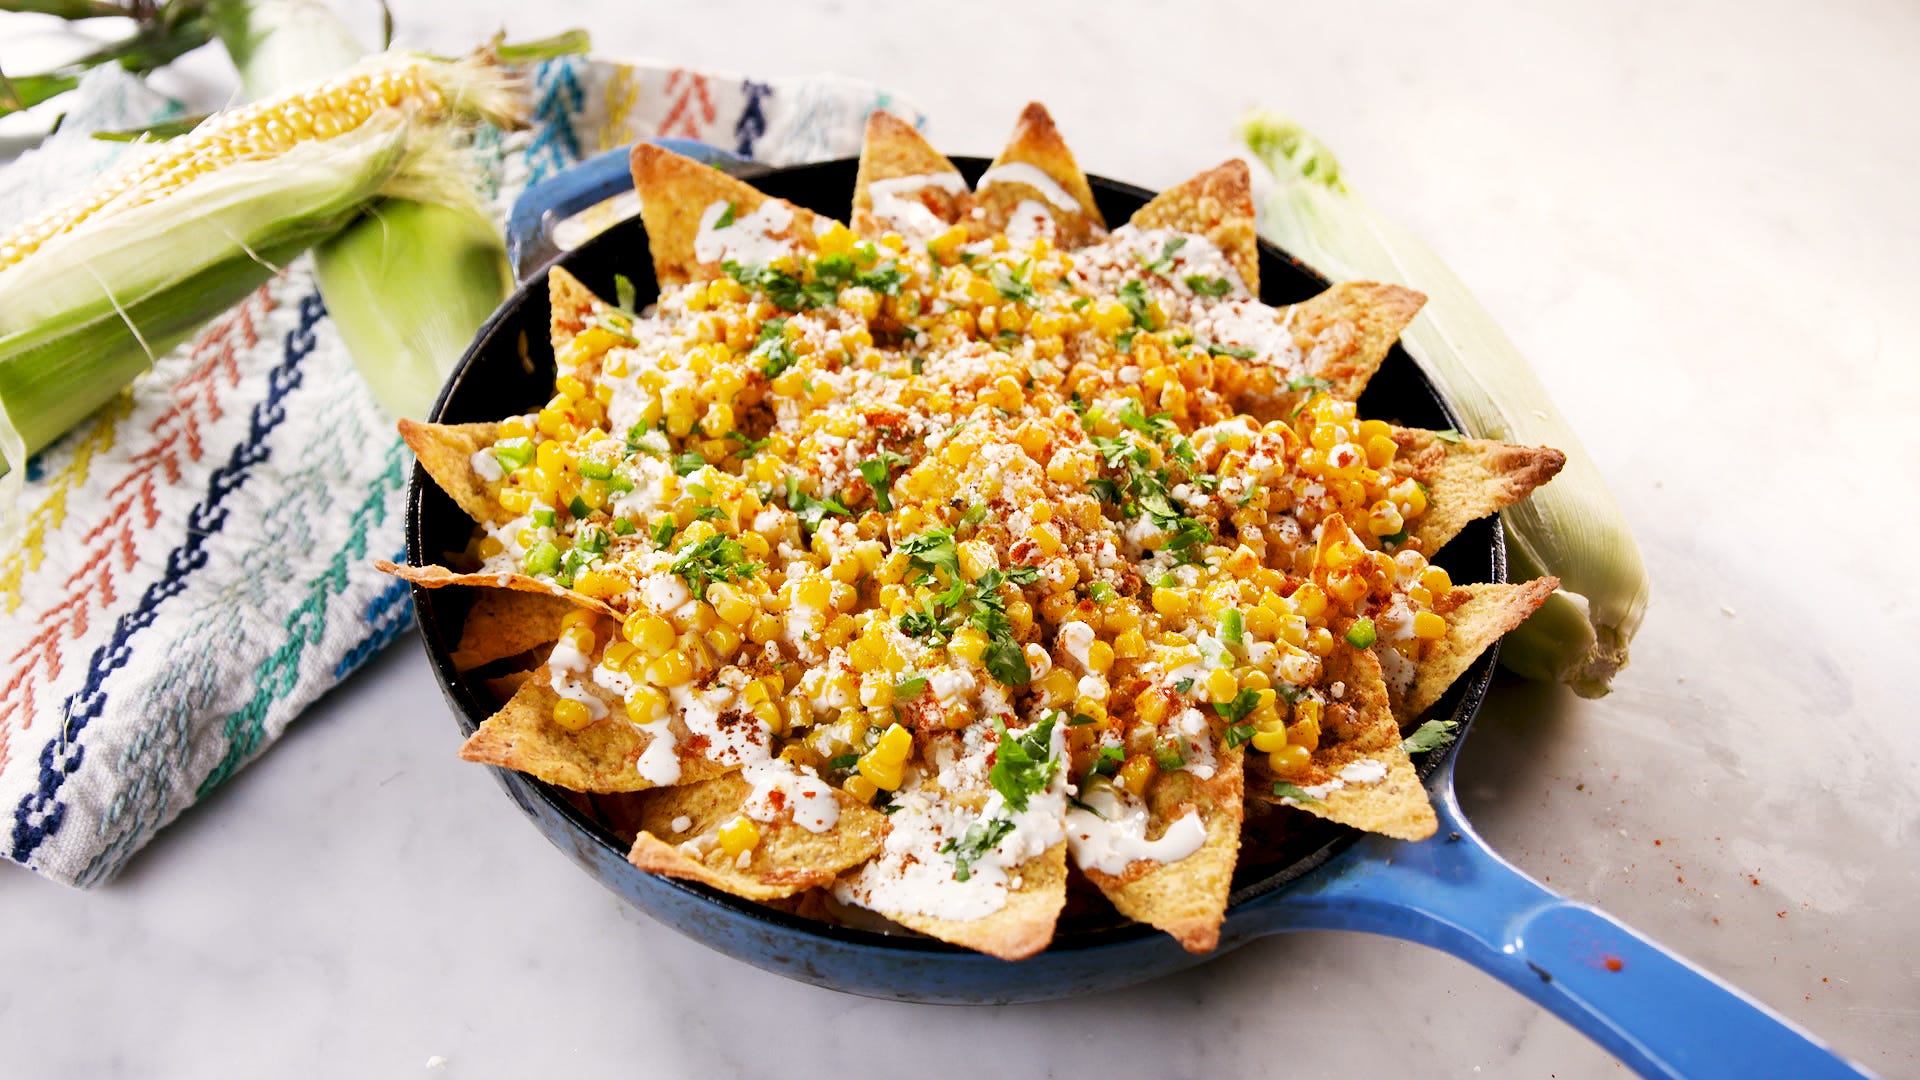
[383,105,1563,959]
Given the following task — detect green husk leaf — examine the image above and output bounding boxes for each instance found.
[1241,109,1650,697]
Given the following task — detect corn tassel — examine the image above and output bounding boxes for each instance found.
[1241,110,1651,697]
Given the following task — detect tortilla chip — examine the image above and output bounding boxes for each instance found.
[1290,282,1426,402]
[971,102,1105,247]
[449,588,574,671]
[399,418,510,526]
[1393,429,1567,552]
[852,111,968,239]
[483,668,535,704]
[458,664,728,793]
[885,843,1070,961]
[1250,646,1437,841]
[1082,748,1245,953]
[628,773,889,901]
[1401,577,1560,720]
[374,560,620,619]
[630,142,820,288]
[1129,160,1259,292]
[548,264,606,355]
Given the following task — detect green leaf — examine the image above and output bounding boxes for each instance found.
[1206,342,1257,359]
[942,816,1015,882]
[1401,718,1460,755]
[987,716,1058,812]
[1285,374,1335,394]
[613,273,638,313]
[982,635,1032,687]
[1184,274,1232,298]
[712,202,737,230]
[1271,781,1320,804]
[828,753,860,772]
[1344,617,1377,649]
[1141,235,1188,273]
[1433,429,1465,444]
[652,519,677,547]
[1088,581,1116,604]
[989,260,1035,304]
[900,528,960,581]
[669,535,758,594]
[893,675,928,698]
[671,452,706,476]
[521,541,561,577]
[89,113,210,142]
[1117,279,1157,330]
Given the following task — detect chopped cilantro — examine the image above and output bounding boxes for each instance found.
[1117,279,1156,330]
[900,528,961,581]
[1433,429,1465,444]
[671,452,707,476]
[752,318,798,378]
[1082,745,1125,786]
[652,519,676,547]
[1271,781,1320,804]
[854,263,906,295]
[1378,527,1409,547]
[784,475,851,531]
[613,273,638,313]
[724,430,770,455]
[1207,342,1257,359]
[910,355,925,375]
[721,260,835,311]
[669,534,758,594]
[1141,235,1188,273]
[1070,296,1091,312]
[1402,718,1460,755]
[894,675,928,699]
[1068,712,1100,726]
[942,817,1015,882]
[828,753,860,772]
[858,449,910,512]
[989,260,1035,304]
[1214,688,1263,749]
[1184,274,1232,298]
[712,201,736,230]
[1173,677,1195,694]
[987,715,1059,812]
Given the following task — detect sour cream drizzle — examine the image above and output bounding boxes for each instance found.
[974,162,1082,213]
[1065,783,1207,875]
[866,172,968,238]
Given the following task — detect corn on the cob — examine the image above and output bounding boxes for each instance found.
[0,52,518,273]
[1240,110,1651,696]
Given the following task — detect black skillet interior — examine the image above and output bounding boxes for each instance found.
[409,155,1502,945]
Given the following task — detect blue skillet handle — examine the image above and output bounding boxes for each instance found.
[505,140,753,280]
[1242,757,1873,1079]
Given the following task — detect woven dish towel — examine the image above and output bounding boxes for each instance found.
[0,56,919,889]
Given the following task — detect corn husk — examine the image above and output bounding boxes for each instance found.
[1240,110,1651,696]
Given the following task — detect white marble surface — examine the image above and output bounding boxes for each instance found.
[3,2,1917,1076]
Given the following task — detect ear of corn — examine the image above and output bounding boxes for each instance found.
[312,198,513,418]
[1240,110,1651,697]
[0,117,412,479]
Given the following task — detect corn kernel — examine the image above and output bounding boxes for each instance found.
[626,685,668,722]
[1152,587,1189,617]
[1267,743,1311,779]
[1413,611,1447,640]
[717,816,761,858]
[624,613,676,656]
[645,650,695,687]
[1203,669,1238,702]
[1420,566,1452,594]
[1117,753,1157,797]
[950,627,989,664]
[550,698,593,732]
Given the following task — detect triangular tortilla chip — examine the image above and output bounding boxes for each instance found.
[884,843,1069,961]
[399,418,511,526]
[851,111,969,240]
[971,102,1105,247]
[483,668,535,705]
[1392,429,1567,552]
[449,588,574,671]
[1250,645,1438,841]
[1129,160,1259,292]
[1401,577,1560,720]
[628,772,889,901]
[374,560,620,619]
[630,142,820,287]
[458,664,729,793]
[1082,748,1245,953]
[548,264,606,355]
[1291,282,1426,401]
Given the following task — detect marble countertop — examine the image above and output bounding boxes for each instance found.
[4,2,1916,1076]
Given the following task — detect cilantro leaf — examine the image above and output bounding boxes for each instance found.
[1206,342,1256,359]
[671,451,707,476]
[894,675,929,699]
[942,817,1015,882]
[1141,235,1188,273]
[1401,719,1460,755]
[1184,274,1232,298]
[987,715,1059,812]
[668,535,759,594]
[784,475,851,532]
[712,202,737,230]
[1271,781,1320,804]
[989,260,1035,304]
[900,528,960,581]
[857,449,909,513]
[1117,279,1157,330]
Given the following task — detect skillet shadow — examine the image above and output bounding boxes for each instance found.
[1449,670,1581,838]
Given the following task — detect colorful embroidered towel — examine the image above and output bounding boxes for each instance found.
[0,57,918,888]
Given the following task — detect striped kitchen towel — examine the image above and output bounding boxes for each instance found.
[0,56,919,888]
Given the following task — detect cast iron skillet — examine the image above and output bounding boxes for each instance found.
[405,142,1866,1079]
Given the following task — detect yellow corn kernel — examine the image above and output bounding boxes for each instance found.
[857,756,904,793]
[626,684,668,722]
[1328,571,1369,605]
[1292,583,1328,620]
[1290,701,1323,749]
[645,650,695,687]
[1413,611,1447,640]
[1113,628,1147,659]
[705,624,743,659]
[1367,501,1406,537]
[550,697,593,732]
[574,568,625,599]
[1251,728,1291,753]
[1203,668,1238,703]
[717,816,761,858]
[1026,522,1063,556]
[1364,435,1398,469]
[701,402,735,437]
[559,623,596,656]
[1117,753,1158,797]
[707,583,754,627]
[624,613,677,656]
[498,487,534,514]
[748,612,781,644]
[949,627,989,664]
[474,536,505,560]
[927,223,969,262]
[1135,687,1172,728]
[602,641,640,673]
[843,774,879,803]
[1420,565,1452,594]
[1038,668,1077,705]
[1084,639,1115,675]
[1307,627,1336,656]
[793,576,832,611]
[1267,743,1311,779]
[1089,298,1131,334]
[1152,587,1189,618]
